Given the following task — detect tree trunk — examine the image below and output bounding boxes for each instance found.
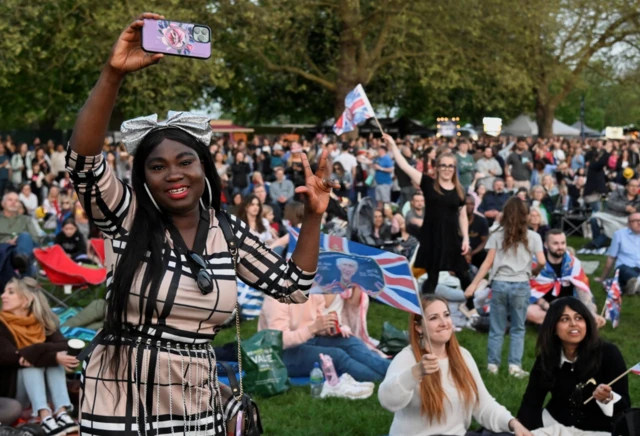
[535,93,555,138]
[334,0,359,119]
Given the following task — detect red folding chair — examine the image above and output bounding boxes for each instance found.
[34,245,107,308]
[89,238,106,265]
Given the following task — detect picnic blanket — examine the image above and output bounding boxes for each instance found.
[590,212,626,239]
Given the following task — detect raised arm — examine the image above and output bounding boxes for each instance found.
[69,13,165,156]
[382,133,422,186]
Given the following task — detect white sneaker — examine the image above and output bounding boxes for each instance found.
[508,364,530,379]
[320,378,373,399]
[339,373,375,391]
[487,364,499,375]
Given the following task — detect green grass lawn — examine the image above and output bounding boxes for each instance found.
[47,237,640,435]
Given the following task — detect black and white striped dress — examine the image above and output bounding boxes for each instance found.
[66,149,315,435]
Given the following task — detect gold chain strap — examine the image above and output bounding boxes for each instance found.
[228,238,244,400]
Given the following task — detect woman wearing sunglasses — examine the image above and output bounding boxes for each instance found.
[383,134,472,296]
[66,13,336,436]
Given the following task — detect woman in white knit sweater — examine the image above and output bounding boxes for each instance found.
[378,295,532,436]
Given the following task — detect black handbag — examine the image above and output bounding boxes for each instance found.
[218,211,264,436]
[612,408,640,436]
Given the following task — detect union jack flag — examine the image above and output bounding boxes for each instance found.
[333,84,376,136]
[630,362,640,376]
[529,253,591,303]
[604,269,622,328]
[287,228,421,314]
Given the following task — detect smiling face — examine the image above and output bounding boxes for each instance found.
[555,306,587,346]
[144,140,205,214]
[337,260,358,281]
[1,282,29,315]
[416,300,453,345]
[437,156,456,182]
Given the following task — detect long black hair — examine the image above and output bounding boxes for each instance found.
[536,297,602,385]
[103,128,221,399]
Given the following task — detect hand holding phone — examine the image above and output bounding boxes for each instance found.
[141,19,212,59]
[109,13,166,75]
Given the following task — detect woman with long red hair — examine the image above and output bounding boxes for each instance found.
[378,295,532,435]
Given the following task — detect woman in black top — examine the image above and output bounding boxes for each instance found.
[517,297,630,432]
[229,151,252,195]
[383,134,471,295]
[54,218,91,264]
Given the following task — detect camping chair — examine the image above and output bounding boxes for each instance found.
[34,245,107,308]
[89,238,106,266]
[348,196,378,246]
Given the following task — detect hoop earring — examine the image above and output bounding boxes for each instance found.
[144,183,161,212]
[205,177,213,206]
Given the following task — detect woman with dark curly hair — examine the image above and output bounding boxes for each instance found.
[465,197,546,378]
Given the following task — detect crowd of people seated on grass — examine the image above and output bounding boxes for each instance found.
[0,129,638,435]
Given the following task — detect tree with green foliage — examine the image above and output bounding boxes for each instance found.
[556,61,640,130]
[211,0,534,126]
[212,0,479,118]
[0,1,230,130]
[504,0,640,137]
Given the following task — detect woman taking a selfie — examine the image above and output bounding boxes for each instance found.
[68,13,335,435]
[0,278,79,435]
[378,295,532,436]
[518,297,630,433]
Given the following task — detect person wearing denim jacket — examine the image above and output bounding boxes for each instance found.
[465,197,546,379]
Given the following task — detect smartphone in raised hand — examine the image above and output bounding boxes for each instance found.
[141,19,211,59]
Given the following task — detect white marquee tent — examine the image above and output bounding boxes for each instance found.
[502,114,581,137]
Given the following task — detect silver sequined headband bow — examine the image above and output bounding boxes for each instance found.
[121,111,213,155]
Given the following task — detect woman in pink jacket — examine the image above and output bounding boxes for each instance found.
[258,294,390,382]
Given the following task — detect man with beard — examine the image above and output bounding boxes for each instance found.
[478,178,509,226]
[527,229,605,327]
[404,191,424,238]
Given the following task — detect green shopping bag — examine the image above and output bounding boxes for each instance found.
[241,329,289,397]
[377,322,409,356]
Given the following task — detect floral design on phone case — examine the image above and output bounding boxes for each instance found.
[157,20,195,55]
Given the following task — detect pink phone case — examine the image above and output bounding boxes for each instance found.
[141,19,211,59]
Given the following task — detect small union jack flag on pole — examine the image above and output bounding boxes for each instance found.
[333,84,377,136]
[604,269,622,328]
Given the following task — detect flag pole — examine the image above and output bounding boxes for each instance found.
[416,293,433,353]
[583,367,632,405]
[600,303,606,318]
[373,116,385,135]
